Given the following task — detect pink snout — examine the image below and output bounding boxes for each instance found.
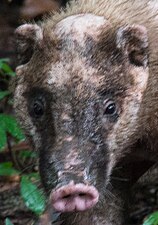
[50,181,99,212]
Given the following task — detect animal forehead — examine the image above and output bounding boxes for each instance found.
[54,13,108,41]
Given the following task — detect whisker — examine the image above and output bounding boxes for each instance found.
[110,176,129,182]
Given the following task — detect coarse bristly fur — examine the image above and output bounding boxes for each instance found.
[43,0,158,135]
[13,0,158,225]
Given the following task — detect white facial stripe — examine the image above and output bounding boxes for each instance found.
[46,57,101,88]
[46,14,109,88]
[54,13,108,43]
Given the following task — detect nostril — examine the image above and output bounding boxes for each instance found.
[63,194,71,199]
[63,193,86,199]
[78,193,86,197]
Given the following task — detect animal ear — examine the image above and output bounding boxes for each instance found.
[116,25,148,68]
[15,24,43,65]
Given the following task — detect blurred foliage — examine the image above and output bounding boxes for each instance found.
[5,218,14,225]
[0,58,16,77]
[0,162,19,176]
[143,211,158,225]
[0,58,24,150]
[21,175,46,215]
[0,59,46,225]
[0,114,25,150]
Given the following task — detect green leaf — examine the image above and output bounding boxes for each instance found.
[0,58,10,63]
[0,122,7,150]
[7,71,16,77]
[0,114,25,150]
[143,211,158,225]
[0,91,10,100]
[0,59,15,76]
[0,62,14,74]
[20,176,46,215]
[0,114,25,141]
[19,150,37,159]
[0,162,19,176]
[5,218,14,225]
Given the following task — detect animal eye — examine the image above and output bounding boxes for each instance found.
[103,100,117,115]
[30,99,45,118]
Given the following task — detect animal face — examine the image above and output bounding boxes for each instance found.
[14,14,149,211]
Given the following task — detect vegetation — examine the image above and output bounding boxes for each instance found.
[0,59,46,225]
[143,212,158,225]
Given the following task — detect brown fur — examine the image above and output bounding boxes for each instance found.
[44,0,158,120]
